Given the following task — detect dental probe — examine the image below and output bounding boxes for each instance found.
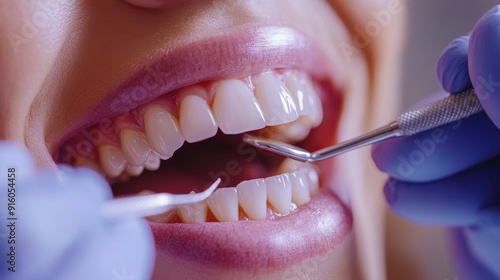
[243,88,482,162]
[102,178,221,221]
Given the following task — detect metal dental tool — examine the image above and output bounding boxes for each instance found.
[243,88,483,162]
[102,178,221,221]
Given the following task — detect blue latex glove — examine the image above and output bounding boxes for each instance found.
[372,5,500,279]
[0,141,154,280]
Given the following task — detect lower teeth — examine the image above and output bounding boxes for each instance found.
[143,160,319,223]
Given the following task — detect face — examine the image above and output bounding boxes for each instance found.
[0,0,404,279]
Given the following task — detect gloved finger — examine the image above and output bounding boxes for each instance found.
[383,156,500,227]
[53,219,154,280]
[436,35,472,93]
[372,111,500,182]
[4,169,105,279]
[469,5,500,129]
[58,164,112,202]
[1,167,154,280]
[0,141,35,180]
[463,226,500,278]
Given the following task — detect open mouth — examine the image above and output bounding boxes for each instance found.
[52,26,352,276]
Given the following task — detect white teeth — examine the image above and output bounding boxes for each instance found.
[266,117,313,142]
[120,129,152,166]
[207,188,239,222]
[279,159,317,206]
[236,179,267,221]
[302,167,320,196]
[144,152,161,171]
[285,73,309,115]
[289,171,311,207]
[77,70,324,183]
[179,93,218,143]
[301,78,323,127]
[98,145,127,178]
[285,73,323,127]
[144,106,184,159]
[265,174,292,215]
[178,191,208,223]
[126,164,144,176]
[254,73,299,126]
[212,79,266,134]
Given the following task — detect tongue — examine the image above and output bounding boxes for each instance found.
[112,133,282,196]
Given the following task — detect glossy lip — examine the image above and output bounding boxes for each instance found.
[50,25,344,158]
[152,188,352,273]
[52,25,351,273]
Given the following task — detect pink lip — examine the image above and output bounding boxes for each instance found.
[51,25,342,157]
[152,188,351,273]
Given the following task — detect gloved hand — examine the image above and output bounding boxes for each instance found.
[0,141,154,280]
[372,5,500,279]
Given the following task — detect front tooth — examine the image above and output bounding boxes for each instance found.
[179,93,218,143]
[301,77,323,127]
[212,79,266,134]
[265,174,292,215]
[290,171,311,207]
[144,152,161,171]
[207,188,238,222]
[98,145,127,177]
[285,73,323,127]
[285,73,309,115]
[236,179,267,221]
[144,106,184,159]
[301,166,320,196]
[278,158,304,173]
[178,191,208,223]
[267,117,312,142]
[121,129,152,166]
[126,164,144,176]
[254,73,298,126]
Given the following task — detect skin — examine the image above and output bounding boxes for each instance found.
[0,0,406,279]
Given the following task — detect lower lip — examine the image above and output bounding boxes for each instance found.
[149,186,352,274]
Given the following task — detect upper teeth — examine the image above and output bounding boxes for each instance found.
[67,70,323,180]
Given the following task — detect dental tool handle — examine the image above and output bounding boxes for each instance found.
[394,88,482,136]
[309,88,482,161]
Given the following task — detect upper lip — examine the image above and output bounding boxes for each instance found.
[50,25,341,158]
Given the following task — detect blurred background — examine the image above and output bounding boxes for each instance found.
[387,2,495,279]
[402,1,493,108]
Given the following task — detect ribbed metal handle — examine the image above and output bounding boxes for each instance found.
[395,88,483,136]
